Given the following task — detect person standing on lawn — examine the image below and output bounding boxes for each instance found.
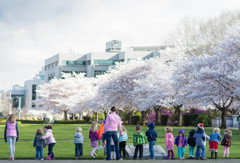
[174,129,187,160]
[33,129,45,160]
[194,123,207,160]
[146,122,157,160]
[104,106,123,160]
[209,128,222,159]
[133,125,147,160]
[74,127,84,159]
[4,114,19,160]
[41,125,56,160]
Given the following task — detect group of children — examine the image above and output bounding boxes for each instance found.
[4,114,233,160]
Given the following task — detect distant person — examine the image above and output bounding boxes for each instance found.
[221,129,232,158]
[146,122,157,160]
[187,130,196,159]
[104,106,122,160]
[165,127,174,159]
[174,129,187,160]
[194,123,207,160]
[209,128,222,159]
[74,127,84,159]
[4,114,19,160]
[133,125,147,160]
[89,121,100,158]
[33,129,46,160]
[118,125,128,158]
[40,125,56,160]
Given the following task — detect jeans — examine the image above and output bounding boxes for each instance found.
[7,136,16,157]
[178,147,185,158]
[75,143,83,157]
[133,144,143,160]
[149,141,156,159]
[36,146,43,159]
[106,131,120,160]
[48,143,55,159]
[189,146,195,157]
[119,141,126,158]
[196,145,205,159]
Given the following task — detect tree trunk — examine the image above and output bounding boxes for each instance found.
[64,110,68,121]
[104,110,108,120]
[174,105,183,126]
[155,108,159,125]
[79,112,83,120]
[128,111,133,125]
[96,112,99,121]
[72,113,74,121]
[141,111,146,126]
[221,109,227,129]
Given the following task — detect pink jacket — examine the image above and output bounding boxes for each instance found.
[165,133,174,148]
[104,112,122,135]
[6,122,18,137]
[42,129,56,145]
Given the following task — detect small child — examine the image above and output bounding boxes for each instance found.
[209,128,222,159]
[174,129,187,160]
[33,129,45,160]
[89,121,100,158]
[165,127,174,159]
[194,123,207,160]
[133,125,147,160]
[187,130,196,159]
[119,125,128,159]
[221,129,232,158]
[110,138,116,160]
[74,127,84,159]
[146,122,157,160]
[41,125,56,160]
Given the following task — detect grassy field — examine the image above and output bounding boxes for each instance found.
[0,124,239,159]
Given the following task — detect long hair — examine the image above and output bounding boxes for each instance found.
[90,121,98,132]
[7,114,17,123]
[36,129,43,135]
[122,125,127,133]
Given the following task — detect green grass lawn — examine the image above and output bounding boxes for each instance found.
[0,124,239,159]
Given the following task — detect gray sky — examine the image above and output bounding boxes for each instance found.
[0,0,240,90]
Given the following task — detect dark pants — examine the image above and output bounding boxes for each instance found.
[48,143,55,159]
[134,144,143,160]
[75,143,83,157]
[119,141,126,158]
[36,146,43,159]
[106,131,120,160]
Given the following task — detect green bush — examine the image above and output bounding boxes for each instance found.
[161,115,168,125]
[132,116,141,125]
[53,120,86,124]
[20,120,44,124]
[193,113,211,127]
[183,114,198,126]
[83,116,90,123]
[121,111,129,122]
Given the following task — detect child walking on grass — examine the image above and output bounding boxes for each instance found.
[33,129,45,160]
[165,127,174,160]
[89,121,100,158]
[41,125,56,160]
[174,129,187,160]
[74,127,84,159]
[4,114,19,160]
[221,129,232,158]
[209,128,222,159]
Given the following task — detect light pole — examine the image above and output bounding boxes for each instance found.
[15,96,22,120]
[9,88,12,115]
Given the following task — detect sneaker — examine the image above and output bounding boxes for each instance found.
[196,157,200,160]
[201,157,207,160]
[75,157,79,160]
[52,158,55,160]
[179,157,182,160]
[41,158,44,160]
[12,157,15,160]
[90,154,95,158]
[8,157,13,160]
[182,156,185,159]
[188,156,192,159]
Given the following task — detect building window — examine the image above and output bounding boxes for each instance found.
[32,85,37,100]
[55,61,58,66]
[62,60,86,66]
[94,60,118,65]
[94,70,106,77]
[45,66,47,70]
[48,65,50,69]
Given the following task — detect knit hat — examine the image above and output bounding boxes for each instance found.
[197,123,204,130]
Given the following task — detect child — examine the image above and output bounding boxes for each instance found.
[165,127,174,159]
[146,122,157,160]
[4,114,19,160]
[174,129,187,160]
[221,129,232,158]
[33,129,45,160]
[89,121,100,158]
[110,138,116,160]
[41,125,56,160]
[194,123,207,160]
[74,127,84,159]
[209,128,222,159]
[119,125,128,158]
[187,130,196,159]
[133,125,147,160]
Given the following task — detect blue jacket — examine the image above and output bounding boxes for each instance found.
[146,122,157,142]
[194,128,206,146]
[119,132,128,142]
[174,129,187,147]
[210,133,222,144]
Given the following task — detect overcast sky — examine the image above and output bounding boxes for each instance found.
[0,0,240,90]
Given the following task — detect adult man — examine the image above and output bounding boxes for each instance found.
[104,106,122,160]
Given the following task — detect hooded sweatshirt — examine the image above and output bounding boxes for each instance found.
[89,130,100,142]
[174,129,187,147]
[41,129,56,145]
[193,128,206,146]
[74,132,84,144]
[187,130,196,147]
[33,135,45,148]
[165,133,174,149]
[146,122,158,142]
[133,131,147,146]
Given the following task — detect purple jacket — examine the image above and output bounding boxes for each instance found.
[174,129,187,147]
[4,122,19,142]
[89,130,100,142]
[42,129,56,145]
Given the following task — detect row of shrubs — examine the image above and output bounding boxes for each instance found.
[18,120,86,124]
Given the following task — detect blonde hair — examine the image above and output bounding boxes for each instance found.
[165,127,173,133]
[76,127,82,132]
[7,114,17,123]
[224,129,232,136]
[122,125,127,133]
[90,121,98,132]
[213,128,220,133]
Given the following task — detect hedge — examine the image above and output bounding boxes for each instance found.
[132,116,141,125]
[183,114,198,126]
[161,115,168,125]
[18,120,86,124]
[20,120,44,124]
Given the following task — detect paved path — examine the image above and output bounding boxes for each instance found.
[0,160,239,163]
